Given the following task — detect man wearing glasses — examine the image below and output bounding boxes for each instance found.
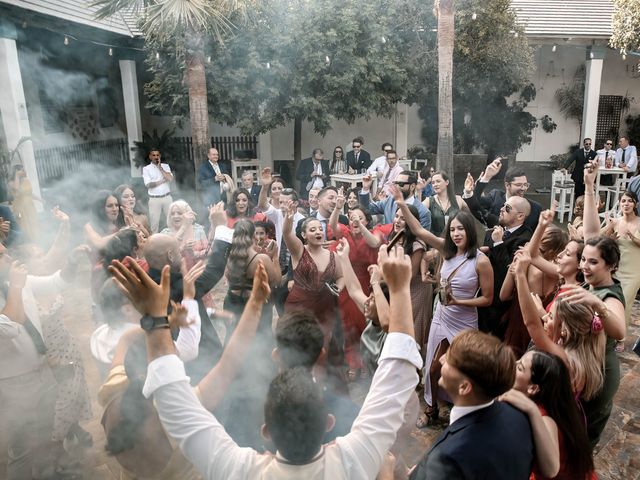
[466,159,542,231]
[346,137,371,173]
[366,142,394,176]
[597,139,616,186]
[564,137,597,196]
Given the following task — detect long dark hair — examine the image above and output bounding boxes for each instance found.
[227,219,255,285]
[114,184,147,216]
[105,339,150,455]
[585,236,620,274]
[400,204,421,255]
[227,188,256,218]
[442,210,478,260]
[330,145,344,172]
[529,350,594,479]
[432,170,456,205]
[90,190,125,234]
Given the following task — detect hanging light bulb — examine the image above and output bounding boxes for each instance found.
[206,55,211,63]
[623,54,627,60]
[63,36,69,46]
[108,47,113,56]
[381,36,387,44]
[471,12,477,20]
[590,51,594,59]
[155,52,160,60]
[325,55,330,65]
[552,44,557,52]
[266,62,271,69]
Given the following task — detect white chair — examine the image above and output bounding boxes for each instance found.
[550,170,574,223]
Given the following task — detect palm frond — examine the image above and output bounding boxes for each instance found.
[91,0,146,20]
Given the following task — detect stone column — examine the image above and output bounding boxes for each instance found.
[395,103,409,157]
[258,132,273,169]
[0,20,42,209]
[119,58,143,177]
[581,46,605,141]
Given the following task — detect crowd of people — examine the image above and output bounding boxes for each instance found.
[0,136,639,480]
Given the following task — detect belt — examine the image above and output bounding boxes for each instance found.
[149,192,171,198]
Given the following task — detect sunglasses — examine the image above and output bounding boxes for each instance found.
[352,145,361,148]
[394,181,410,187]
[606,142,613,146]
[503,203,521,214]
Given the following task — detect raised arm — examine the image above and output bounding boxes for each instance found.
[390,185,444,251]
[335,239,368,312]
[196,262,269,411]
[84,222,117,251]
[513,252,568,363]
[37,207,71,274]
[257,167,273,211]
[582,161,600,241]
[330,187,345,240]
[282,200,304,263]
[359,220,382,248]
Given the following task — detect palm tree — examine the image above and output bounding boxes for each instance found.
[92,0,250,184]
[435,0,455,188]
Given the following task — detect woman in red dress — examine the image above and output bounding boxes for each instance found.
[328,189,379,377]
[283,201,344,347]
[225,188,266,228]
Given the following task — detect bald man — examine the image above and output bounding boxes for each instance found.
[479,196,533,338]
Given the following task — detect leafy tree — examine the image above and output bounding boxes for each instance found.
[409,0,536,165]
[610,0,640,53]
[92,0,252,182]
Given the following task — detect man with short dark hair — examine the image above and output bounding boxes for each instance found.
[367,142,394,176]
[142,148,174,233]
[297,148,330,199]
[565,138,597,196]
[376,149,404,197]
[615,136,638,174]
[111,244,423,479]
[410,330,534,479]
[359,170,432,229]
[346,137,372,173]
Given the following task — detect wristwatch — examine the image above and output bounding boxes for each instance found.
[140,314,170,331]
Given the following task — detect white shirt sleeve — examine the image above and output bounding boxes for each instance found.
[0,314,21,338]
[143,354,257,479]
[626,147,638,173]
[173,299,201,363]
[336,332,422,479]
[142,165,153,187]
[24,271,67,298]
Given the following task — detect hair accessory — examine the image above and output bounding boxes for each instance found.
[591,314,604,334]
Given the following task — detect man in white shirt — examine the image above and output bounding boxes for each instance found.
[109,244,421,480]
[366,142,394,176]
[0,245,82,479]
[376,149,404,197]
[142,148,174,233]
[596,139,616,168]
[615,136,638,174]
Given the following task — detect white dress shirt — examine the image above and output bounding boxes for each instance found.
[596,148,615,167]
[263,204,304,255]
[143,332,422,480]
[615,145,638,173]
[0,271,68,379]
[379,163,404,195]
[449,400,494,425]
[366,155,387,175]
[143,162,172,196]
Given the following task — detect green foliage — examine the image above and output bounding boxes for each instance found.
[131,129,180,167]
[625,114,640,144]
[411,0,537,155]
[610,0,640,53]
[555,65,585,123]
[540,115,557,133]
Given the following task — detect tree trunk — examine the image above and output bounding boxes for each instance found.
[293,116,302,187]
[185,33,210,191]
[436,0,455,189]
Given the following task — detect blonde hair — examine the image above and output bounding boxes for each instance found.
[556,300,605,400]
[166,200,194,231]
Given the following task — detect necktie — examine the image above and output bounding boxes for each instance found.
[503,229,512,240]
[622,148,627,164]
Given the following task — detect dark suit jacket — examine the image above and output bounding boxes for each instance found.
[198,160,231,206]
[248,184,262,204]
[471,182,542,231]
[296,158,331,199]
[345,149,372,172]
[149,239,231,384]
[410,402,534,480]
[479,223,532,336]
[565,148,597,195]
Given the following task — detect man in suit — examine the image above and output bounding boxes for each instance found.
[466,159,542,230]
[197,148,231,208]
[359,170,432,230]
[240,170,261,204]
[564,138,597,196]
[410,330,533,480]
[480,195,532,337]
[615,136,638,175]
[296,148,330,199]
[346,137,372,173]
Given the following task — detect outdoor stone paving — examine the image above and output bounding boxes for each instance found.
[23,267,640,479]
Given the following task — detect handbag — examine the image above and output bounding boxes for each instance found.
[437,257,470,306]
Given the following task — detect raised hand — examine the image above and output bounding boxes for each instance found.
[208,202,227,228]
[336,187,345,211]
[584,160,598,188]
[464,172,475,193]
[538,203,556,227]
[249,261,271,304]
[368,263,382,284]
[484,158,503,180]
[109,257,170,317]
[181,259,206,300]
[513,250,532,276]
[378,245,411,292]
[336,237,351,258]
[491,225,505,243]
[362,173,373,190]
[260,167,273,186]
[51,206,70,222]
[168,300,192,328]
[389,184,405,206]
[9,261,27,290]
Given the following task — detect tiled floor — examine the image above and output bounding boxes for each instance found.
[18,271,640,478]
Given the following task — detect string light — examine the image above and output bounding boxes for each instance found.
[108,47,113,56]
[63,36,69,46]
[471,12,477,20]
[552,44,557,52]
[155,52,160,60]
[590,51,594,59]
[266,62,271,69]
[381,36,387,44]
[325,55,330,65]
[206,55,211,63]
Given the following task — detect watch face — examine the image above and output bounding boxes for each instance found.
[141,315,155,331]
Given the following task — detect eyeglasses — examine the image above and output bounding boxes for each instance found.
[605,142,613,146]
[384,149,392,153]
[352,145,361,149]
[503,203,521,214]
[509,182,530,189]
[394,181,410,187]
[584,143,592,146]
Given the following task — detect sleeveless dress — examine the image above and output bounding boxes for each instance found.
[423,252,483,406]
[285,248,339,345]
[613,226,640,325]
[428,196,460,237]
